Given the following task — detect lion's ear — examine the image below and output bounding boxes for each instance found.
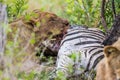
[104,46,118,57]
[23,18,40,30]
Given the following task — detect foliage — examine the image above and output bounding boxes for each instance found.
[0,0,120,80]
[5,0,28,21]
[64,0,120,31]
[32,0,66,14]
[105,0,120,29]
[64,0,101,27]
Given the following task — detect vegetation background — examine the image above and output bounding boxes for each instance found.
[0,0,120,80]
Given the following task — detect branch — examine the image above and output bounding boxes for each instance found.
[101,0,108,32]
[112,0,116,19]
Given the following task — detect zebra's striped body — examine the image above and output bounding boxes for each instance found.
[54,25,105,77]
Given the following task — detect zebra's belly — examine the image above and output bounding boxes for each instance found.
[73,47,104,75]
[58,41,104,75]
[54,26,105,78]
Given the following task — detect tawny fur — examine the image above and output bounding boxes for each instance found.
[8,10,69,59]
[96,38,120,80]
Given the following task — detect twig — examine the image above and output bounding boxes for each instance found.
[97,21,101,28]
[81,0,90,23]
[112,0,116,19]
[101,0,108,32]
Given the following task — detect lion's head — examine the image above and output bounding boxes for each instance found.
[9,10,69,56]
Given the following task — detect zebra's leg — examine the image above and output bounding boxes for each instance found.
[55,54,74,78]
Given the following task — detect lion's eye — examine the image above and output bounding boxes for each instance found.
[48,32,52,35]
[27,22,34,27]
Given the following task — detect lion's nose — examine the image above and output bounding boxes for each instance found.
[65,21,69,26]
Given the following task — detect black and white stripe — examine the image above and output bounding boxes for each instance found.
[52,25,105,78]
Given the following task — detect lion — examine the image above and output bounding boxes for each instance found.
[96,38,120,80]
[6,10,69,73]
[8,10,69,56]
